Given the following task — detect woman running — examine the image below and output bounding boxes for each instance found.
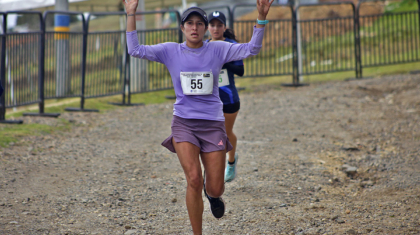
[123,0,273,234]
[207,11,243,183]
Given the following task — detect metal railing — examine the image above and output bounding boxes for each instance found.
[233,3,296,79]
[356,0,420,78]
[129,10,182,96]
[0,12,59,122]
[0,13,19,122]
[4,12,43,108]
[42,11,94,112]
[296,2,357,77]
[1,1,419,123]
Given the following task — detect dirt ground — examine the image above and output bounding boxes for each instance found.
[1,73,419,235]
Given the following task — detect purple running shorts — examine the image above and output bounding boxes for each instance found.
[162,115,233,153]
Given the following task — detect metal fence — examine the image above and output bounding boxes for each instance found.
[1,1,420,123]
[297,2,357,76]
[43,11,89,112]
[3,12,42,108]
[0,12,9,121]
[233,4,296,78]
[43,11,85,100]
[357,0,420,78]
[130,10,182,94]
[85,12,126,99]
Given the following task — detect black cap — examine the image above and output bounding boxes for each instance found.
[208,11,226,26]
[181,7,208,26]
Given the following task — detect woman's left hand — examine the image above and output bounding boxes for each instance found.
[256,0,275,20]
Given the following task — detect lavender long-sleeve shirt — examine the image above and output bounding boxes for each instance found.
[127,26,265,121]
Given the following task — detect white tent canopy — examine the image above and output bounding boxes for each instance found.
[0,0,86,12]
[0,0,231,12]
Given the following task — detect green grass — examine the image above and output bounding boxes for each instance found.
[301,61,420,83]
[1,89,175,149]
[385,0,419,13]
[0,119,71,148]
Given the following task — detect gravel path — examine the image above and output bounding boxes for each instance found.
[1,74,419,235]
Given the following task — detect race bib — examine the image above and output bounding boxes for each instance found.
[180,72,213,95]
[218,69,230,87]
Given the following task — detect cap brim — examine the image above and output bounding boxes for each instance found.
[209,17,226,25]
[182,8,208,24]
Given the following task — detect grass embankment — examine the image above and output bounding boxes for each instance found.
[0,120,71,148]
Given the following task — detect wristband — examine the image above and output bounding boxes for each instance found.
[257,18,269,25]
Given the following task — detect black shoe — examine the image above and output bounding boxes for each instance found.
[203,178,225,219]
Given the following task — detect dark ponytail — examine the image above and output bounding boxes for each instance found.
[223,28,239,42]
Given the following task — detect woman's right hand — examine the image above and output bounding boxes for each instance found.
[122,0,139,15]
[256,0,274,20]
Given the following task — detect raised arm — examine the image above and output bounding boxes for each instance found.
[256,0,274,28]
[220,0,274,63]
[123,0,138,32]
[123,0,169,63]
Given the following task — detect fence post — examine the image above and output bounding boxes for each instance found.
[64,12,98,112]
[354,3,361,78]
[355,1,366,79]
[410,0,420,75]
[0,13,6,121]
[126,48,132,104]
[0,13,22,124]
[23,12,60,118]
[292,6,299,85]
[417,0,420,74]
[281,3,308,87]
[355,0,379,79]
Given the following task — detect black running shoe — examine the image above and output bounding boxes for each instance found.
[203,179,225,219]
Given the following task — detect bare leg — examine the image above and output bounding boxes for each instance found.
[173,139,203,235]
[224,111,239,163]
[201,150,226,198]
